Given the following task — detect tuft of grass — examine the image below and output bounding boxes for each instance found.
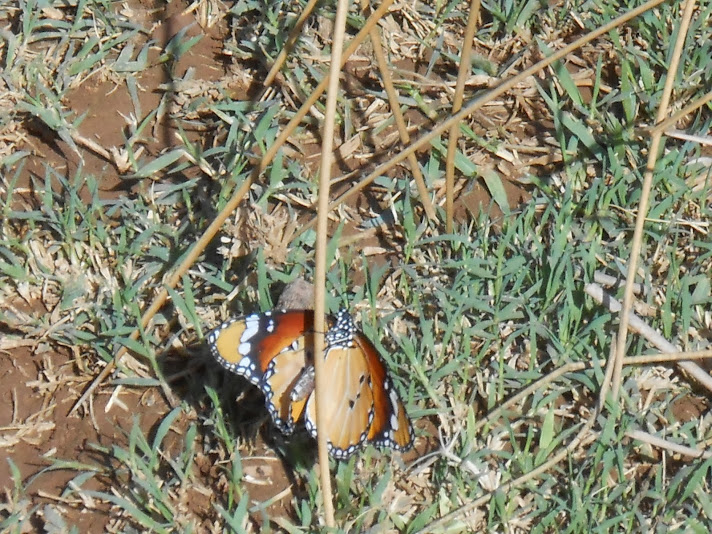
[0,460,36,533]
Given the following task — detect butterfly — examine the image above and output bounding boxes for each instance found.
[208,308,413,459]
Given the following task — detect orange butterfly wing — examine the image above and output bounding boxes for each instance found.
[304,310,413,459]
[352,332,413,451]
[304,342,375,459]
[208,310,315,432]
[262,332,314,433]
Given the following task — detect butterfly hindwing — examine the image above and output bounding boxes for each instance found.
[262,335,313,433]
[341,312,413,453]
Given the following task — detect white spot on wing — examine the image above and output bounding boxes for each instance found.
[241,315,261,343]
[237,355,252,370]
[388,387,401,430]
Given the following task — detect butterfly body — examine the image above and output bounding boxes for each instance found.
[208,309,413,459]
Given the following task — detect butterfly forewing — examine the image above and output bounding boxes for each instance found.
[209,318,261,385]
[209,310,314,381]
